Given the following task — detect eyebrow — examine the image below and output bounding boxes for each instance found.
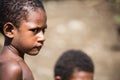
[29,24,47,30]
[43,24,47,29]
[40,24,47,30]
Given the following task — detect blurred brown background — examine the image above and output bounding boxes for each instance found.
[0,0,120,80]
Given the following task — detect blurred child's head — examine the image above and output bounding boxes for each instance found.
[54,50,94,80]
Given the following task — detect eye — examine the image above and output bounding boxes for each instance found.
[42,27,47,33]
[31,28,39,34]
[30,26,47,34]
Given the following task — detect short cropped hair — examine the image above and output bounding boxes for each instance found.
[0,0,45,33]
[54,50,94,80]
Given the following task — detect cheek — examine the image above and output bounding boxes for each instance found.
[19,34,37,47]
[22,36,37,46]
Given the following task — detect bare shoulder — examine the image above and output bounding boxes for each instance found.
[0,59,23,80]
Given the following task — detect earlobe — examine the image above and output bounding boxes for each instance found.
[55,76,61,80]
[3,22,16,38]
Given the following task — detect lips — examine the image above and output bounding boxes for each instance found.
[34,46,42,51]
[27,45,43,55]
[31,43,44,53]
[29,47,41,55]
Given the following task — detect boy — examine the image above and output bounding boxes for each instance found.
[54,50,94,80]
[0,0,47,80]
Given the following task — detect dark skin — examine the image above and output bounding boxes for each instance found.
[55,71,93,80]
[0,8,47,80]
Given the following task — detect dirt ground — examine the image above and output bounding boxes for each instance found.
[0,0,120,80]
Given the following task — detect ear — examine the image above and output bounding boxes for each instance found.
[55,76,61,80]
[3,22,16,38]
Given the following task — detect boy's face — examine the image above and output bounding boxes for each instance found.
[70,71,93,80]
[12,8,47,55]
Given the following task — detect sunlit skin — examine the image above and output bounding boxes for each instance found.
[0,8,47,80]
[12,8,47,57]
[70,71,93,80]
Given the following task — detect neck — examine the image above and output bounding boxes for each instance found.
[3,45,24,59]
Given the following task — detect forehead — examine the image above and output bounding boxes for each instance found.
[70,71,93,80]
[26,8,47,24]
[18,8,47,30]
[19,8,47,29]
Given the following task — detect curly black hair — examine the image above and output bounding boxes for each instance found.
[54,50,94,80]
[0,0,45,34]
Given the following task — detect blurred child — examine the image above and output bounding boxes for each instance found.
[0,0,47,80]
[54,50,94,80]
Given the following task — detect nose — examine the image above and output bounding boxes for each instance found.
[37,31,46,42]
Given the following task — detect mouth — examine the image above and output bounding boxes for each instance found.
[34,46,42,51]
[30,43,44,54]
[32,45,42,51]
